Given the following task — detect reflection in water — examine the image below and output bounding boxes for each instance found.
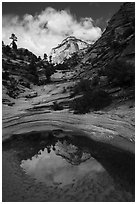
[3,131,135,201]
[21,140,105,186]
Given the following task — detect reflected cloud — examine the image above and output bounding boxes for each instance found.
[21,141,105,186]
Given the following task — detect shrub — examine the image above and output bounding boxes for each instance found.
[70,79,92,97]
[70,80,112,114]
[62,87,67,93]
[52,101,63,111]
[71,95,91,114]
[6,78,20,98]
[105,60,135,87]
[2,45,11,55]
[19,79,30,88]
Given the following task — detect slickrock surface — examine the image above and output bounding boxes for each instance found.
[74,3,135,79]
[3,81,135,154]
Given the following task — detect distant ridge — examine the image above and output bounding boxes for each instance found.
[50,36,90,64]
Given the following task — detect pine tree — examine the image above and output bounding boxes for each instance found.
[9,33,17,50]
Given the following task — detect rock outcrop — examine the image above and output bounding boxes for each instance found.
[50,36,89,64]
[2,45,54,100]
[74,3,135,80]
[2,44,37,62]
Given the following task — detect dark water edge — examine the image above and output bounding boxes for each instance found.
[2,131,135,202]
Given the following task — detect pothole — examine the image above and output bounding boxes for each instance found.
[20,140,99,187]
[2,130,135,202]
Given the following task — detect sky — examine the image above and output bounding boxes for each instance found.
[2,2,124,57]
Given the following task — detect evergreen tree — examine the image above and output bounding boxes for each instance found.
[9,33,17,50]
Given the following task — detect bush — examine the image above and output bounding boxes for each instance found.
[105,60,135,87]
[70,79,92,97]
[6,78,20,98]
[2,45,11,55]
[62,87,67,93]
[71,95,91,114]
[52,101,63,111]
[70,79,112,114]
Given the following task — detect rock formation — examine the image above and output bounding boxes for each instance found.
[2,45,54,100]
[2,3,135,202]
[50,36,89,64]
[2,3,135,143]
[73,3,135,80]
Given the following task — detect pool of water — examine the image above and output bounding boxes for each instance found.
[20,140,104,187]
[2,131,135,202]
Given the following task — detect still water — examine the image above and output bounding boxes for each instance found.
[2,131,135,202]
[20,140,104,186]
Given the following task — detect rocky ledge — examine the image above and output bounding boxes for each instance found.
[3,79,135,155]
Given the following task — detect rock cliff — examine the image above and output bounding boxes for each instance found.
[50,36,89,64]
[73,3,135,80]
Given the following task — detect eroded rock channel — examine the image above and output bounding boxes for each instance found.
[3,131,134,202]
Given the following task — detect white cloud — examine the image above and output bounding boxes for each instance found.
[2,7,102,57]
